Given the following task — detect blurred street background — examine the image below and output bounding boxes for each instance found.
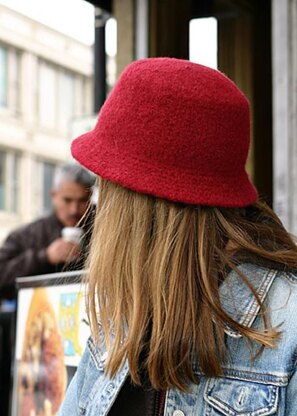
[0,0,296,415]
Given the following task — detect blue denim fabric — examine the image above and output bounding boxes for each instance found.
[59,263,297,415]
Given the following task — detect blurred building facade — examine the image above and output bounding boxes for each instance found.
[0,4,93,242]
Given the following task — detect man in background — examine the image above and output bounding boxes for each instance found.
[0,162,95,297]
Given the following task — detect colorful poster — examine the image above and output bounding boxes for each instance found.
[12,282,89,416]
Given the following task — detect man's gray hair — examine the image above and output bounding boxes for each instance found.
[53,162,96,190]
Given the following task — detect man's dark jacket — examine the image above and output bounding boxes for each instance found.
[0,212,93,297]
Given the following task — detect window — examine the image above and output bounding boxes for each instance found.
[57,71,75,133]
[106,17,117,91]
[8,48,21,114]
[10,152,19,213]
[42,162,56,214]
[0,45,21,113]
[38,60,89,135]
[38,62,56,129]
[189,18,218,69]
[0,46,8,107]
[0,150,20,214]
[35,160,57,215]
[0,151,5,210]
[74,76,86,116]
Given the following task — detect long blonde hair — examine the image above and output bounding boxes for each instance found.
[86,178,297,390]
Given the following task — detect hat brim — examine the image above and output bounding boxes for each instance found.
[71,132,258,208]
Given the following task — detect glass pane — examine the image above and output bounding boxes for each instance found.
[106,18,117,90]
[74,76,87,117]
[189,18,218,69]
[0,152,6,210]
[9,49,20,113]
[38,62,56,128]
[11,153,19,213]
[57,71,74,134]
[0,47,8,107]
[43,162,56,214]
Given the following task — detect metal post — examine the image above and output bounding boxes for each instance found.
[94,7,108,113]
[135,0,149,59]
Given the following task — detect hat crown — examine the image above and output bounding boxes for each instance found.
[99,58,250,177]
[72,58,257,207]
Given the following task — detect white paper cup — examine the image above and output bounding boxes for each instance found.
[61,227,83,245]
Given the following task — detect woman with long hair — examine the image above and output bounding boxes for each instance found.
[59,58,297,415]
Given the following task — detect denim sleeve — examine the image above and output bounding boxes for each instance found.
[58,345,91,415]
[286,366,297,415]
[58,371,79,416]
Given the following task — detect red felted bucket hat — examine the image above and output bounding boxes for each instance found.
[71,58,258,207]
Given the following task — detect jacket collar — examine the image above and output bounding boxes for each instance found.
[220,263,278,337]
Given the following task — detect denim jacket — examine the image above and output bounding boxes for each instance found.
[59,263,297,415]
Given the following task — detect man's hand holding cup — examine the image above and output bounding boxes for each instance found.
[46,227,83,264]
